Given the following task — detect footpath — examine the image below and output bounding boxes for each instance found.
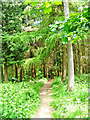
[31,79,54,118]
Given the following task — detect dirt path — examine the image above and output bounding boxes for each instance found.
[31,79,54,118]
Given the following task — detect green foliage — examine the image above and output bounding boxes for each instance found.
[49,8,89,44]
[2,32,29,65]
[50,74,88,118]
[2,2,26,34]
[1,81,44,118]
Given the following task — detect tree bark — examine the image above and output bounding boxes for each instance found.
[4,64,8,82]
[12,65,14,77]
[62,0,69,81]
[78,42,82,74]
[67,40,74,91]
[31,65,36,79]
[41,64,43,77]
[63,0,69,19]
[73,43,78,74]
[1,64,3,82]
[62,45,66,81]
[15,64,18,79]
[63,0,74,91]
[43,64,46,78]
[29,65,31,76]
[46,66,48,78]
[20,67,23,82]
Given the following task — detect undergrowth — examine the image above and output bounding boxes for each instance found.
[1,81,44,118]
[50,74,88,118]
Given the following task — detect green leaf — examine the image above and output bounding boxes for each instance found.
[25,0,31,5]
[54,2,62,5]
[75,36,80,40]
[44,7,52,14]
[72,40,77,44]
[31,2,38,6]
[61,37,68,43]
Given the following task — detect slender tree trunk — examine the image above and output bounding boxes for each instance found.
[58,51,61,76]
[67,40,74,91]
[29,65,31,76]
[73,43,78,74]
[41,64,43,77]
[62,0,68,82]
[78,42,82,74]
[34,65,36,78]
[46,66,48,78]
[23,67,25,79]
[59,44,62,76]
[56,48,60,77]
[82,39,87,73]
[4,64,8,82]
[1,64,3,82]
[31,65,36,79]
[12,65,14,77]
[20,67,23,82]
[50,69,53,79]
[15,64,18,79]
[53,48,57,77]
[62,45,66,81]
[43,63,46,78]
[60,61,62,76]
[63,0,74,91]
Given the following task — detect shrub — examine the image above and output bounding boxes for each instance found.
[1,81,44,118]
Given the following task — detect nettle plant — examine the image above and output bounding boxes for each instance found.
[49,8,89,44]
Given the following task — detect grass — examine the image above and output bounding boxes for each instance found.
[1,80,44,118]
[50,74,88,118]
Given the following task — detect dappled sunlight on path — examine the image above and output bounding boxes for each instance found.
[31,79,54,118]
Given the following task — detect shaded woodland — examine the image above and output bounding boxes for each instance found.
[0,0,89,118]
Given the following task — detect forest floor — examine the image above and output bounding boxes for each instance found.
[31,79,55,118]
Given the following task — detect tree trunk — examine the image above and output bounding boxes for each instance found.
[63,0,69,19]
[23,67,25,79]
[43,64,46,78]
[29,65,31,76]
[78,42,82,74]
[1,64,3,82]
[41,64,43,77]
[20,67,23,82]
[31,65,36,79]
[62,0,69,81]
[73,43,78,74]
[55,51,58,77]
[62,45,66,81]
[67,40,74,91]
[15,64,18,79]
[46,66,48,78]
[63,0,74,91]
[59,44,62,76]
[12,65,14,77]
[34,65,36,78]
[4,64,8,82]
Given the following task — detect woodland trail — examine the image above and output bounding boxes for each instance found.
[31,79,54,118]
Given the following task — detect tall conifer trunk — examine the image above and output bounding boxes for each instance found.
[12,65,14,77]
[20,67,23,82]
[15,64,18,79]
[4,64,8,82]
[78,42,82,74]
[62,45,66,81]
[1,64,3,82]
[74,43,78,74]
[43,64,46,78]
